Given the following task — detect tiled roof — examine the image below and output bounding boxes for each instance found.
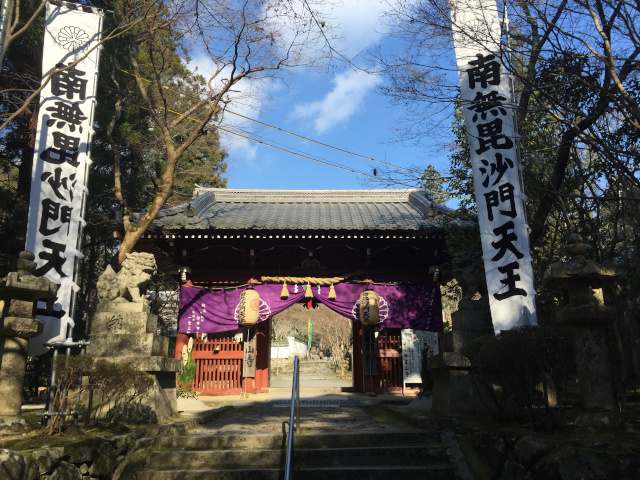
[147,188,456,231]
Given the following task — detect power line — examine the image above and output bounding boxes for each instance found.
[217,124,454,196]
[115,70,455,196]
[118,69,441,177]
[218,126,418,188]
[225,109,425,175]
[157,105,419,188]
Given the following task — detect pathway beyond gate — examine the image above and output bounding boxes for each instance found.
[175,360,436,460]
[269,356,353,392]
[182,355,424,435]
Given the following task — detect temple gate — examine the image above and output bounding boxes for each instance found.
[135,188,456,395]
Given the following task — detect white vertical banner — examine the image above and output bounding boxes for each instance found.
[450,0,537,332]
[25,2,103,354]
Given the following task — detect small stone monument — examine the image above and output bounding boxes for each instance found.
[428,251,495,417]
[0,252,57,424]
[542,234,617,411]
[88,252,181,420]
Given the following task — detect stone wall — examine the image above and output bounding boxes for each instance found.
[0,414,215,480]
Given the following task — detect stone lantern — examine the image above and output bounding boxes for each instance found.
[542,234,617,410]
[0,251,57,424]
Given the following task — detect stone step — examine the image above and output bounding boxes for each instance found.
[153,433,283,451]
[295,465,455,480]
[296,445,447,467]
[139,412,454,480]
[138,468,282,480]
[267,386,352,394]
[271,376,349,383]
[147,444,446,471]
[152,431,441,451]
[147,449,285,470]
[139,465,455,480]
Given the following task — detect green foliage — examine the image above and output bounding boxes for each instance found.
[463,327,575,430]
[0,0,46,275]
[0,158,29,276]
[442,215,482,258]
[48,355,154,435]
[447,97,476,214]
[177,350,198,398]
[419,164,450,204]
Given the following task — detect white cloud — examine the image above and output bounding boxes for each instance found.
[183,1,403,160]
[260,0,397,60]
[328,0,393,55]
[293,70,379,133]
[186,55,274,160]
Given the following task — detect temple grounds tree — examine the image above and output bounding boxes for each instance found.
[111,0,339,264]
[377,0,640,247]
[378,0,640,396]
[0,0,174,276]
[311,305,352,374]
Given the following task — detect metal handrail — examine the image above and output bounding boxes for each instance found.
[285,355,300,480]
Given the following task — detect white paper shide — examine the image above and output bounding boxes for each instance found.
[25,3,103,354]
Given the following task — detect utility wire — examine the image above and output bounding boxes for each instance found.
[117,69,455,196]
[226,109,424,175]
[219,124,417,188]
[156,104,419,188]
[118,68,436,177]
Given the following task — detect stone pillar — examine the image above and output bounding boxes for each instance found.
[87,253,181,421]
[428,251,495,417]
[542,234,617,411]
[429,297,494,417]
[88,302,182,419]
[0,252,57,423]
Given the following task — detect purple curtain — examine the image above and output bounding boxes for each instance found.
[179,283,442,335]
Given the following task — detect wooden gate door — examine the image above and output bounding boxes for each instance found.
[353,323,405,394]
[190,336,244,395]
[376,334,403,393]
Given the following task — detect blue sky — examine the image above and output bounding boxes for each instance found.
[193,1,458,197]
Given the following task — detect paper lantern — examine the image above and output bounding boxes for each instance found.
[359,290,380,326]
[238,289,261,326]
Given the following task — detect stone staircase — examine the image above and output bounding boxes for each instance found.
[137,428,455,479]
[136,358,455,479]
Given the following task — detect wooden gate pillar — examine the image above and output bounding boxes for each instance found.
[255,320,270,393]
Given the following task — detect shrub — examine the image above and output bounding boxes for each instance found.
[463,327,574,430]
[177,349,197,398]
[48,355,154,434]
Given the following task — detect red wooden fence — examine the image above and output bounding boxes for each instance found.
[190,337,244,395]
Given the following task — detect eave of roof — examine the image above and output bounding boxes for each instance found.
[143,188,462,232]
